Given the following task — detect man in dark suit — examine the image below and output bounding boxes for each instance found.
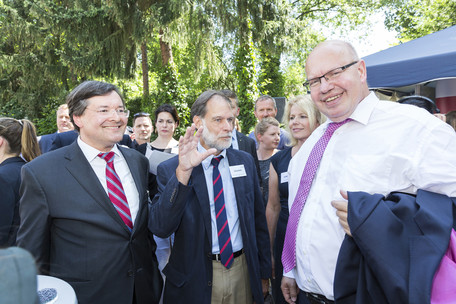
[149,90,271,304]
[38,104,74,153]
[130,112,158,199]
[17,81,162,304]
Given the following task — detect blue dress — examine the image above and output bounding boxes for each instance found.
[0,156,26,246]
[269,147,292,304]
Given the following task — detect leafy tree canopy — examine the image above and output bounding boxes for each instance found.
[385,0,456,41]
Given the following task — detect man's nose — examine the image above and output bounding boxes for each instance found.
[319,77,333,93]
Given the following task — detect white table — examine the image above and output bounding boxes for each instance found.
[37,275,77,304]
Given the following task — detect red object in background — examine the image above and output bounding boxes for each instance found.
[436,79,456,113]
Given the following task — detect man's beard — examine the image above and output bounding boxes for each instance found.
[201,119,232,151]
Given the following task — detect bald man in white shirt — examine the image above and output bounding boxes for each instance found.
[281,40,456,304]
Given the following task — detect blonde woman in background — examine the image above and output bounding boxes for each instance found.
[265,96,325,304]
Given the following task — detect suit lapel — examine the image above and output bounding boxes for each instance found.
[119,146,143,202]
[64,142,131,235]
[413,190,453,250]
[192,164,213,247]
[226,149,246,215]
[236,131,245,150]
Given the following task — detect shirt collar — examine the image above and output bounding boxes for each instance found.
[323,91,378,127]
[198,141,227,170]
[77,137,122,162]
[348,91,378,126]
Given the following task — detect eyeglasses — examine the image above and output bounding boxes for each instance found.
[86,108,130,118]
[303,61,358,91]
[134,112,150,118]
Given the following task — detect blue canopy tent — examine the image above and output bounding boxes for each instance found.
[363,25,456,89]
[363,25,456,112]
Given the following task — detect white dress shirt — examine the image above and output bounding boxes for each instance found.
[198,143,244,253]
[286,92,456,300]
[77,137,140,225]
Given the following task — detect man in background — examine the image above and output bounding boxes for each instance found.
[38,104,74,153]
[131,112,153,153]
[248,95,289,150]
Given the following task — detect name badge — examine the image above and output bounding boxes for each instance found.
[281,172,289,183]
[229,165,247,178]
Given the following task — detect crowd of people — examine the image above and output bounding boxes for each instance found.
[1,40,456,304]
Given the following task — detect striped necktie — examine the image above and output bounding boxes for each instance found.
[211,155,234,268]
[98,151,133,231]
[282,119,351,272]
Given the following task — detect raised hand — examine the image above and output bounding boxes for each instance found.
[176,124,216,185]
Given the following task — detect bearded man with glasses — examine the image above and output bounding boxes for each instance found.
[281,40,456,304]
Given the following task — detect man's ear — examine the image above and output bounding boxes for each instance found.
[73,115,83,130]
[193,115,202,129]
[358,59,367,83]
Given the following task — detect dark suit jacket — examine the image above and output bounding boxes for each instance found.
[50,130,133,151]
[236,130,261,182]
[149,149,271,304]
[17,142,162,304]
[0,157,26,246]
[38,132,57,153]
[130,141,158,199]
[334,190,456,304]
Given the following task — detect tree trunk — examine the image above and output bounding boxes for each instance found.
[141,41,149,100]
[159,28,173,66]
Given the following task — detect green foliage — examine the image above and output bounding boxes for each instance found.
[153,62,190,137]
[385,0,456,42]
[33,101,61,136]
[258,50,285,97]
[0,0,70,130]
[283,63,308,98]
[1,0,413,138]
[234,38,259,134]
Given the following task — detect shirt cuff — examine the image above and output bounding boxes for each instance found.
[283,269,295,279]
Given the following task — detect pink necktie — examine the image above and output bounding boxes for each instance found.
[98,152,133,231]
[282,119,351,272]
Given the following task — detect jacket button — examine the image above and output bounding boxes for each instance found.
[127,270,134,277]
[208,281,212,286]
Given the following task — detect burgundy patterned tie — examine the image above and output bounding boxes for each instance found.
[98,152,133,231]
[212,155,234,268]
[282,119,351,272]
